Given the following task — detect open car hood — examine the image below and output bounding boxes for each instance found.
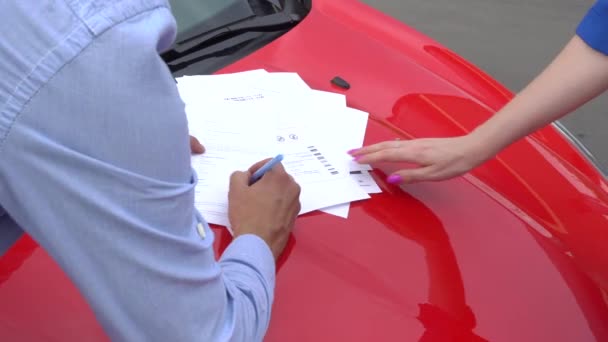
[2,0,608,341]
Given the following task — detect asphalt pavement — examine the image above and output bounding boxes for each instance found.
[361,0,608,171]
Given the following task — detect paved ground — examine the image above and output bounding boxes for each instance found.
[361,0,608,171]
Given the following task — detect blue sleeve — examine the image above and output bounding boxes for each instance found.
[577,0,608,55]
[0,1,275,341]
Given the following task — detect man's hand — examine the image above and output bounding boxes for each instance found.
[228,159,301,260]
[190,135,205,154]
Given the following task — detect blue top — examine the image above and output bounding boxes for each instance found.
[0,1,274,341]
[577,0,608,55]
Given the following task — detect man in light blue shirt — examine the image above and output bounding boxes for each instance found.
[0,1,300,341]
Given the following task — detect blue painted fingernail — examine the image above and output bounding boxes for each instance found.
[387,175,402,184]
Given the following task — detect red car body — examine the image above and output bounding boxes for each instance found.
[2,0,608,340]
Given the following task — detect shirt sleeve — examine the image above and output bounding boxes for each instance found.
[0,3,274,342]
[576,0,608,55]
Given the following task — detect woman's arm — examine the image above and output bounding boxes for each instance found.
[472,35,608,157]
[351,35,608,183]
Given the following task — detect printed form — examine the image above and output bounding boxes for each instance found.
[178,73,369,227]
[177,70,380,227]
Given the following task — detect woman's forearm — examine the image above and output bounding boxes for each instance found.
[471,35,608,157]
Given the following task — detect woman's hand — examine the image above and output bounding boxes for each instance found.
[349,135,490,184]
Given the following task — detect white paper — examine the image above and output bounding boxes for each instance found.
[192,147,369,226]
[179,70,379,224]
[350,170,382,194]
[295,95,371,171]
[320,170,381,218]
[320,203,351,218]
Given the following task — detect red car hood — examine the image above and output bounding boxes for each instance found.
[2,0,608,341]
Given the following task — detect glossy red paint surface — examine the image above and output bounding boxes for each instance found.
[2,0,608,341]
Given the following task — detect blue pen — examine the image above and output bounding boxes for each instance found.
[249,154,284,185]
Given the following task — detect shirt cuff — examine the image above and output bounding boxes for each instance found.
[220,234,276,286]
[577,2,608,55]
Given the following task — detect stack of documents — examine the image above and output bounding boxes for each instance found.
[176,70,381,227]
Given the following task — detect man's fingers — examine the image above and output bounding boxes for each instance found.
[229,170,251,191]
[248,158,287,175]
[248,158,272,173]
[190,135,205,154]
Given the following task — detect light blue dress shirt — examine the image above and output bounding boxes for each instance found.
[0,1,275,341]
